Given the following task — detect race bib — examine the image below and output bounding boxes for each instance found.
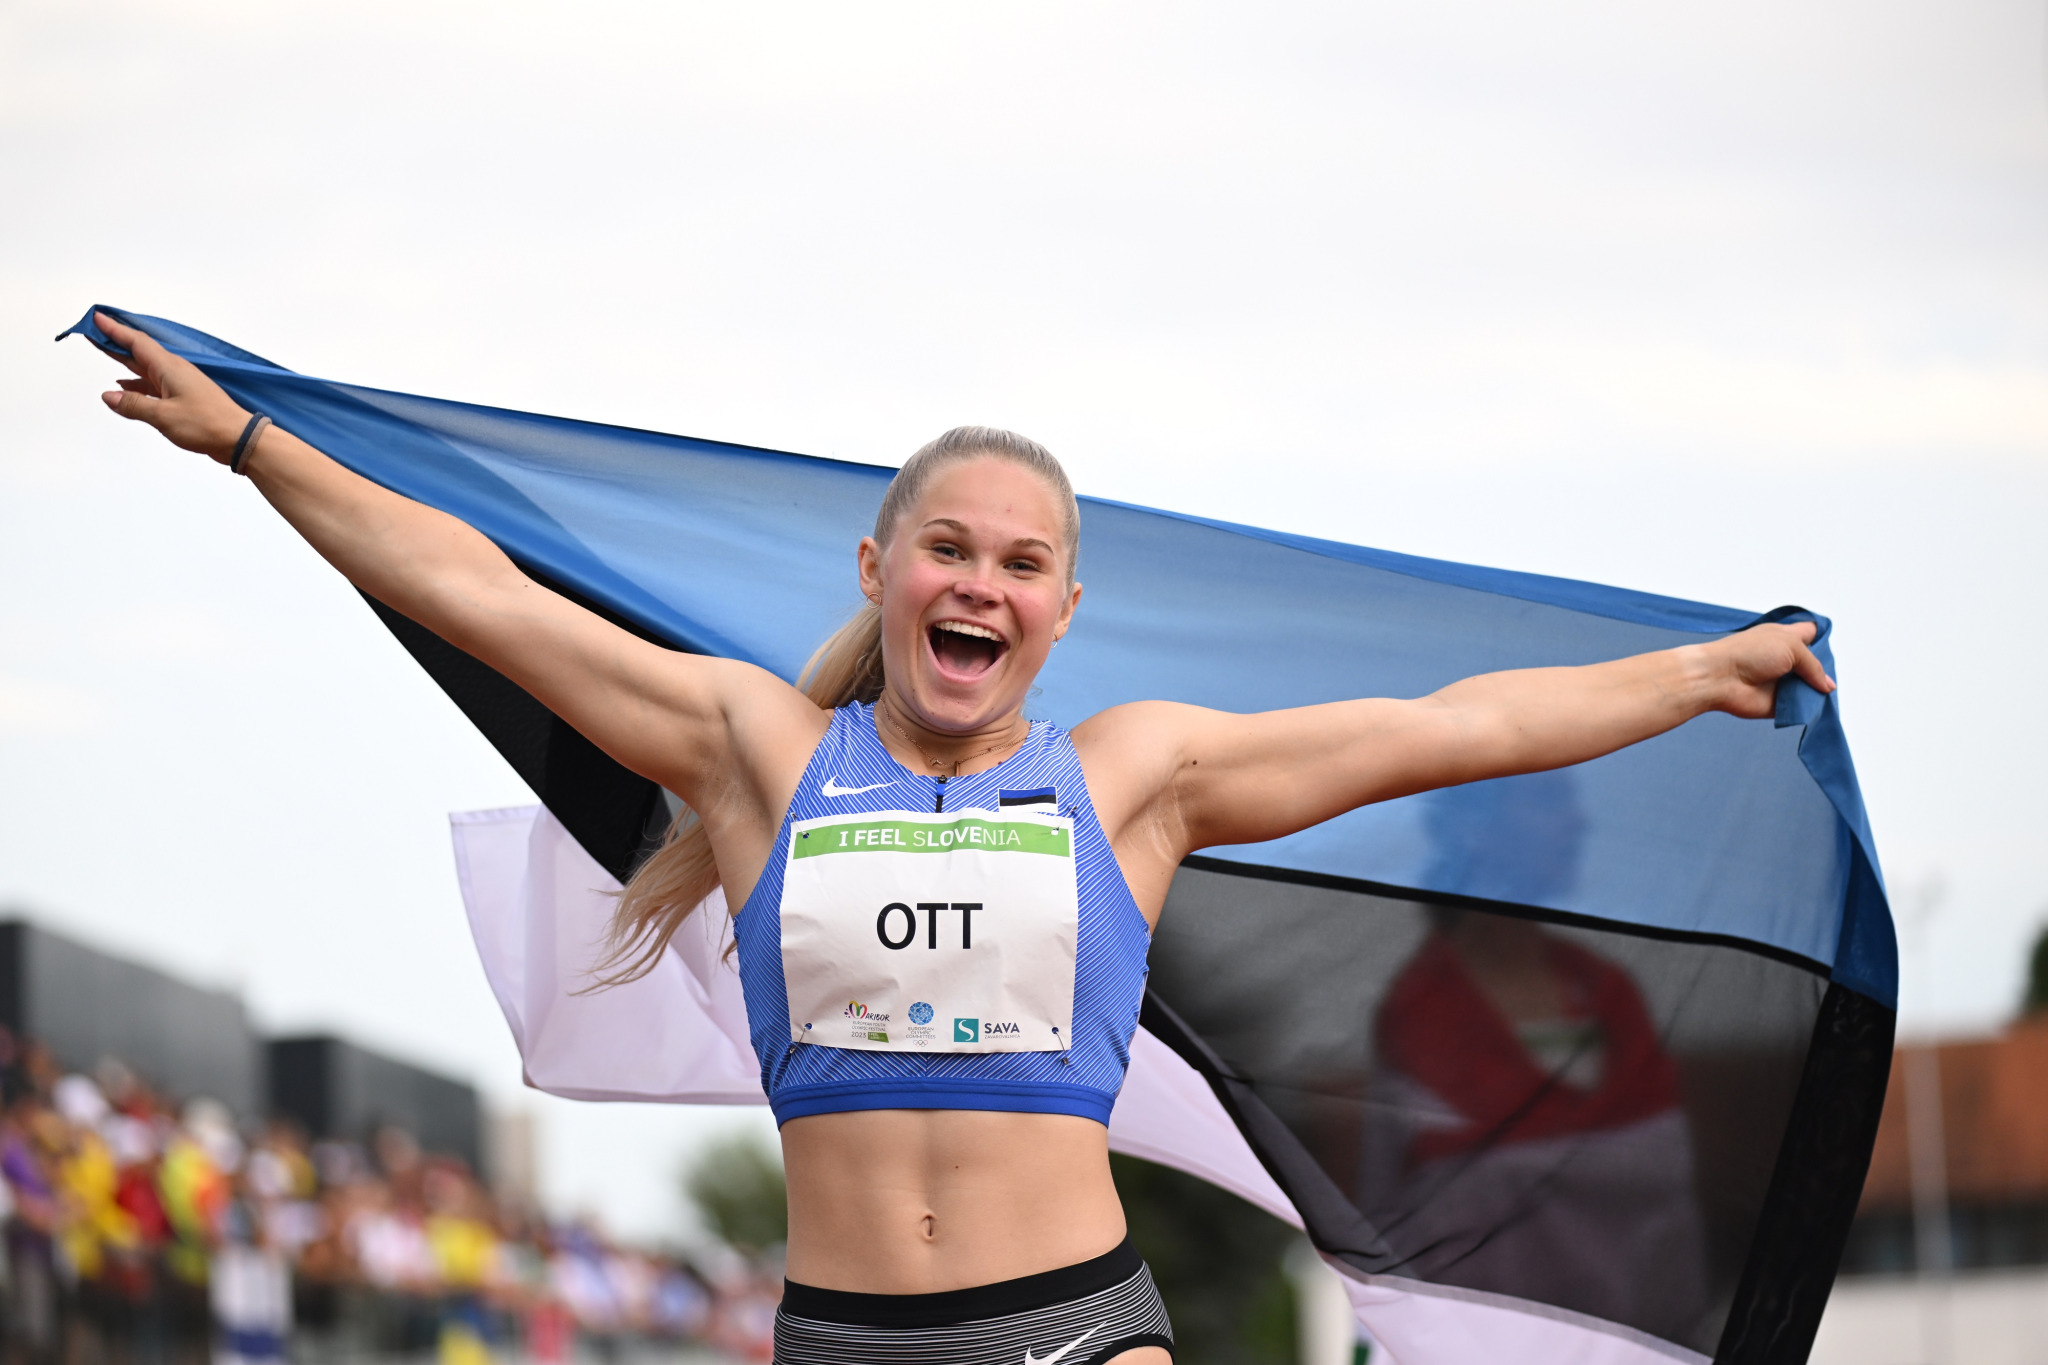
[779,809,1078,1053]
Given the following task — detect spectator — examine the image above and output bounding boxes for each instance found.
[0,1033,762,1365]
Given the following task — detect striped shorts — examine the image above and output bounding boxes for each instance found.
[774,1239,1174,1364]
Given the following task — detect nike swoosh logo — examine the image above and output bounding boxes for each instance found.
[1024,1325,1100,1365]
[821,778,895,797]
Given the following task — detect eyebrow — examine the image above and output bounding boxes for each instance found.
[920,519,1056,556]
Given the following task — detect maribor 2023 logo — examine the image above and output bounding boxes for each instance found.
[844,1000,891,1041]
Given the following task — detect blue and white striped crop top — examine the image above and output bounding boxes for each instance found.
[732,703,1152,1126]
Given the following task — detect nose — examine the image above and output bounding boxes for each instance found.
[951,567,1001,607]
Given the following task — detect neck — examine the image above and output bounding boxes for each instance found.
[875,691,1028,776]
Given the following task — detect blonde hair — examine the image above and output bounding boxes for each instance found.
[592,426,1078,985]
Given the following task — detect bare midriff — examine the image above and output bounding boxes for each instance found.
[781,1108,1127,1293]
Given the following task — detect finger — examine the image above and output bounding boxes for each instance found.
[1790,643,1836,694]
[125,329,174,380]
[102,388,162,424]
[93,310,142,352]
[1789,620,1818,645]
[116,377,157,396]
[93,313,147,377]
[99,314,175,386]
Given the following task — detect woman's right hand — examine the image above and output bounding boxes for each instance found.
[95,312,251,465]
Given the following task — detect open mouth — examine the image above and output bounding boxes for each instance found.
[927,619,1008,679]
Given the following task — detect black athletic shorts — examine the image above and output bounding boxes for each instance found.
[774,1238,1174,1364]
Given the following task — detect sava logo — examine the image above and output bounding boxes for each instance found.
[843,1000,891,1022]
[952,1018,1022,1043]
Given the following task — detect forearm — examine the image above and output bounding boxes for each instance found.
[242,425,523,644]
[239,422,735,782]
[85,313,755,788]
[90,311,535,660]
[1425,644,1722,784]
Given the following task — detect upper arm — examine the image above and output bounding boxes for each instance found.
[236,421,827,820]
[408,565,826,811]
[1169,696,1472,848]
[1078,695,1469,867]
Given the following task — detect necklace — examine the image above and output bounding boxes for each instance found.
[877,695,1028,776]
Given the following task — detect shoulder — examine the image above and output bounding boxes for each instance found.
[1072,699,1255,788]
[1070,699,1207,756]
[1068,702,1210,837]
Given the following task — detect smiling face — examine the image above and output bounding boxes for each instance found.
[858,455,1082,736]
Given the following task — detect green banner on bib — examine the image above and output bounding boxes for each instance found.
[793,818,1070,859]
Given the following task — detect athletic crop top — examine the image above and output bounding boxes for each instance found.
[732,703,1152,1126]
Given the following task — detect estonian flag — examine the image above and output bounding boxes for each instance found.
[61,306,1894,1365]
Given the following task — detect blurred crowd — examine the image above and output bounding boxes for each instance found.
[0,1029,779,1365]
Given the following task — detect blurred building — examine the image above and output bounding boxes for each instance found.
[1812,1017,2048,1365]
[0,914,735,1361]
[0,913,489,1174]
[267,1034,483,1173]
[1840,1018,2048,1273]
[0,916,259,1113]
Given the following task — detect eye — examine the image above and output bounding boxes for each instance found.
[1005,558,1042,575]
[930,541,966,561]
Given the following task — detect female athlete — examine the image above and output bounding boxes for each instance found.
[89,313,1833,1365]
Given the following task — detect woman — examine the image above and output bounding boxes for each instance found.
[89,313,1833,1365]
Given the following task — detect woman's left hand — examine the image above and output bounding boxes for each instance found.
[1705,621,1836,720]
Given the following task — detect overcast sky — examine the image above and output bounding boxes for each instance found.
[4,0,2044,1241]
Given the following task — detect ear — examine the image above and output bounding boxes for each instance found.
[857,536,885,604]
[1051,581,1083,643]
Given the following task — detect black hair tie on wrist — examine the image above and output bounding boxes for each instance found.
[230,413,272,476]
